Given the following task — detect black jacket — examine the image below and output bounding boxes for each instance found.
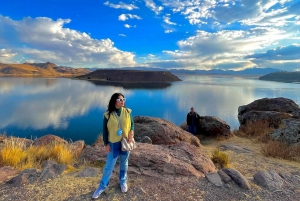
[186,112,200,126]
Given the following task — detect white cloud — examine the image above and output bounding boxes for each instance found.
[165,30,173,33]
[145,0,164,15]
[0,49,17,58]
[118,14,142,21]
[124,24,131,28]
[0,16,136,67]
[119,34,126,37]
[163,16,177,25]
[152,27,295,70]
[104,1,139,10]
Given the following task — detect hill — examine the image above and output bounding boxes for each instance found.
[0,62,90,77]
[76,69,182,83]
[259,71,300,83]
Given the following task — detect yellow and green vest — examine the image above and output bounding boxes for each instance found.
[104,107,132,143]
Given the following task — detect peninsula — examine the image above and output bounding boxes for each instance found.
[76,69,182,83]
[259,71,300,83]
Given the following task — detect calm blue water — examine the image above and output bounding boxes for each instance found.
[1,75,300,145]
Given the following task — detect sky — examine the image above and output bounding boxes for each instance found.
[0,0,300,71]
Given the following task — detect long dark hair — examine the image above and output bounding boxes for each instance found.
[107,93,126,117]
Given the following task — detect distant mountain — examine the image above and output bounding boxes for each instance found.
[169,68,280,75]
[76,69,182,83]
[259,71,300,83]
[0,62,91,77]
[89,67,280,75]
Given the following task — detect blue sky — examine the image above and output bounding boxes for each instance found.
[0,0,300,71]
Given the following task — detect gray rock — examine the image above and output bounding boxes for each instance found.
[6,169,39,186]
[41,160,57,169]
[270,119,300,145]
[134,116,201,147]
[253,170,284,191]
[76,167,99,177]
[0,166,19,183]
[238,110,291,129]
[218,170,232,183]
[199,116,231,136]
[222,168,251,190]
[219,144,252,154]
[238,97,300,119]
[40,160,66,181]
[205,172,223,187]
[141,136,152,144]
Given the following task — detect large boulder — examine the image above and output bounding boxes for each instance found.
[134,116,201,147]
[238,110,292,129]
[238,97,300,121]
[237,97,300,146]
[79,142,216,178]
[33,134,67,146]
[130,142,216,177]
[198,116,231,136]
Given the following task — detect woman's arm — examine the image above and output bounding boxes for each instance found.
[103,115,109,146]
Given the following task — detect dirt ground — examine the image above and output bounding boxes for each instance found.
[0,135,299,201]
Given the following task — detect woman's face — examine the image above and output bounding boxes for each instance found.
[115,95,125,108]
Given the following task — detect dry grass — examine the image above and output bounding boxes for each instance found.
[232,120,274,143]
[0,137,76,170]
[261,140,300,162]
[232,120,300,162]
[211,149,229,168]
[93,134,104,146]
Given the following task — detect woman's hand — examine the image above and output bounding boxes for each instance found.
[104,145,110,152]
[127,130,134,143]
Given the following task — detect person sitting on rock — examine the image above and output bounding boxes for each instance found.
[186,107,201,135]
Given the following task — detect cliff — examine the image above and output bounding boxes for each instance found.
[0,62,90,77]
[76,69,182,83]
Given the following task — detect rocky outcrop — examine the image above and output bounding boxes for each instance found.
[6,169,39,186]
[33,134,67,146]
[80,142,216,178]
[0,137,33,148]
[134,116,201,147]
[238,110,292,129]
[238,97,300,145]
[270,119,300,145]
[0,166,19,183]
[238,97,300,122]
[199,116,231,136]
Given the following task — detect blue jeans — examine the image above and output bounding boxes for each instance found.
[98,141,130,189]
[188,125,197,134]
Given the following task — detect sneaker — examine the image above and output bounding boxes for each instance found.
[92,187,105,199]
[120,183,128,193]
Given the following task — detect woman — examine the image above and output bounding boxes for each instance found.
[92,93,134,199]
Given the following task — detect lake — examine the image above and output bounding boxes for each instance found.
[1,75,300,145]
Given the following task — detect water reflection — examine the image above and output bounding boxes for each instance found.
[87,80,172,89]
[1,76,300,144]
[0,78,132,130]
